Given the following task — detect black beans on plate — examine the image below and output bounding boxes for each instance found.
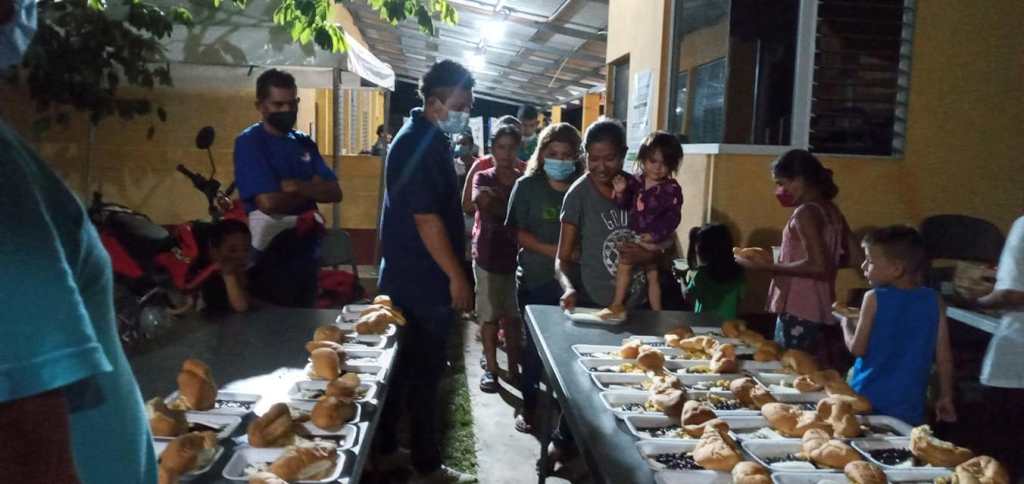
[654,453,702,470]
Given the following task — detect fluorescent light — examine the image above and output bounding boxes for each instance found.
[464,53,486,71]
[482,20,506,42]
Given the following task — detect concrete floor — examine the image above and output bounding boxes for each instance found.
[461,323,591,484]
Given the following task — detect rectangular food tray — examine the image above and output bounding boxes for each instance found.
[221,445,345,483]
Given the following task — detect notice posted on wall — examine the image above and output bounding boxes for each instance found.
[626,69,653,167]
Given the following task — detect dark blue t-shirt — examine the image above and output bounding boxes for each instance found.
[233,123,337,214]
[378,109,465,309]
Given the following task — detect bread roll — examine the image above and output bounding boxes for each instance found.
[781,349,819,375]
[372,294,393,308]
[311,347,342,380]
[762,403,832,438]
[945,456,1010,484]
[816,397,862,438]
[682,417,729,439]
[666,325,695,340]
[729,377,757,407]
[681,400,717,426]
[158,431,217,484]
[647,373,682,393]
[732,461,771,484]
[801,428,862,469]
[693,425,742,471]
[636,345,666,372]
[675,335,718,352]
[721,320,746,338]
[147,397,189,438]
[177,359,217,411]
[313,325,345,343]
[646,388,686,418]
[619,339,642,359]
[737,329,766,347]
[710,344,739,374]
[305,340,346,360]
[269,441,338,481]
[733,247,772,265]
[844,461,887,484]
[311,395,355,431]
[247,403,295,448]
[326,373,361,399]
[753,341,781,362]
[355,309,392,334]
[749,386,777,408]
[823,381,872,414]
[910,425,974,467]
[249,472,288,484]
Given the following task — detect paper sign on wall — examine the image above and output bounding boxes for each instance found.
[626,69,653,166]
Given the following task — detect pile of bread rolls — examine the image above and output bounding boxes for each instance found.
[353,295,407,334]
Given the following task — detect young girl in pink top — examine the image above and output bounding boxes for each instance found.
[737,149,855,370]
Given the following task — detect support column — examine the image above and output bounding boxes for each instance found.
[582,93,601,130]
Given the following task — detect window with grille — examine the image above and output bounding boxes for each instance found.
[609,57,630,125]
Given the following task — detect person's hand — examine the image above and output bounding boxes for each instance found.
[560,288,578,311]
[281,179,303,193]
[449,274,474,313]
[612,175,627,194]
[935,396,957,422]
[619,242,657,266]
[735,254,771,271]
[638,233,654,243]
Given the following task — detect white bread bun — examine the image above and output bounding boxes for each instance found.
[147,397,189,438]
[177,358,217,411]
[310,348,342,380]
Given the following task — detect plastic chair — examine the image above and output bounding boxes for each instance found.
[920,215,1004,264]
[320,228,359,279]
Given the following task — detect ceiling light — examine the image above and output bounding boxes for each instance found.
[482,19,506,42]
[464,52,486,71]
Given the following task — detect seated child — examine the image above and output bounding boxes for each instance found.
[601,131,683,318]
[201,219,252,314]
[684,224,745,319]
[844,226,956,425]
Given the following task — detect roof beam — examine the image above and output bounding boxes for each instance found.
[445,0,606,41]
[391,65,557,105]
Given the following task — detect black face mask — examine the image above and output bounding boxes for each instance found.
[266,110,297,133]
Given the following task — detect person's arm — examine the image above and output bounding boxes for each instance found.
[0,389,79,483]
[221,271,250,313]
[934,298,957,422]
[845,289,877,356]
[973,289,1024,310]
[738,205,829,278]
[461,159,484,214]
[414,213,473,311]
[519,230,558,259]
[282,175,342,204]
[471,172,501,219]
[506,179,559,258]
[555,221,580,309]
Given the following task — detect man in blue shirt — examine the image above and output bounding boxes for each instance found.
[375,60,477,484]
[1,5,156,482]
[233,69,342,307]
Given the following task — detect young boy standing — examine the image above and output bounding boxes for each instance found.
[843,226,957,425]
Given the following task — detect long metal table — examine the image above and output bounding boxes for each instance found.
[524,305,722,484]
[128,306,396,484]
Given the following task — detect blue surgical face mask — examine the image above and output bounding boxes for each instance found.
[543,158,576,181]
[1,0,37,69]
[438,109,470,134]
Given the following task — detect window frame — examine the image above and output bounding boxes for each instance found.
[607,55,631,123]
[664,0,914,159]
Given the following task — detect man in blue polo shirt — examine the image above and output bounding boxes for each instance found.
[234,69,342,307]
[374,60,477,484]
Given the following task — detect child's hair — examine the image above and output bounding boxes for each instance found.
[495,115,521,129]
[637,131,683,174]
[583,117,627,157]
[209,219,251,248]
[525,122,582,176]
[771,149,839,200]
[862,225,929,278]
[687,224,744,283]
[491,123,522,146]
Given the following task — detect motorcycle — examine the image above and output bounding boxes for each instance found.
[89,127,236,346]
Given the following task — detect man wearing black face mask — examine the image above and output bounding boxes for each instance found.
[234,68,342,307]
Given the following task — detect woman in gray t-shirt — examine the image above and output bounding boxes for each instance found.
[556,119,659,311]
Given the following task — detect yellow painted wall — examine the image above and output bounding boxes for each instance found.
[606,0,671,129]
[0,84,351,226]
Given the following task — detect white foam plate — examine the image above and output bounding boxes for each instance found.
[165,391,261,416]
[743,439,836,473]
[625,415,770,442]
[153,412,242,441]
[578,357,698,374]
[685,390,761,415]
[287,400,362,426]
[564,307,626,324]
[770,471,845,484]
[334,319,398,337]
[299,422,360,446]
[598,391,654,418]
[741,360,784,372]
[221,445,344,483]
[850,437,951,471]
[304,362,387,381]
[677,374,744,391]
[636,439,735,482]
[287,380,379,403]
[342,334,389,349]
[885,469,954,482]
[750,372,828,398]
[572,344,686,359]
[590,372,657,392]
[152,440,224,480]
[341,303,375,314]
[859,416,913,438]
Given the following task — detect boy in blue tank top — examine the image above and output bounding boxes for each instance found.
[843,226,957,425]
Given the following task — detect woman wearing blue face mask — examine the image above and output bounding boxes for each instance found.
[504,122,583,433]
